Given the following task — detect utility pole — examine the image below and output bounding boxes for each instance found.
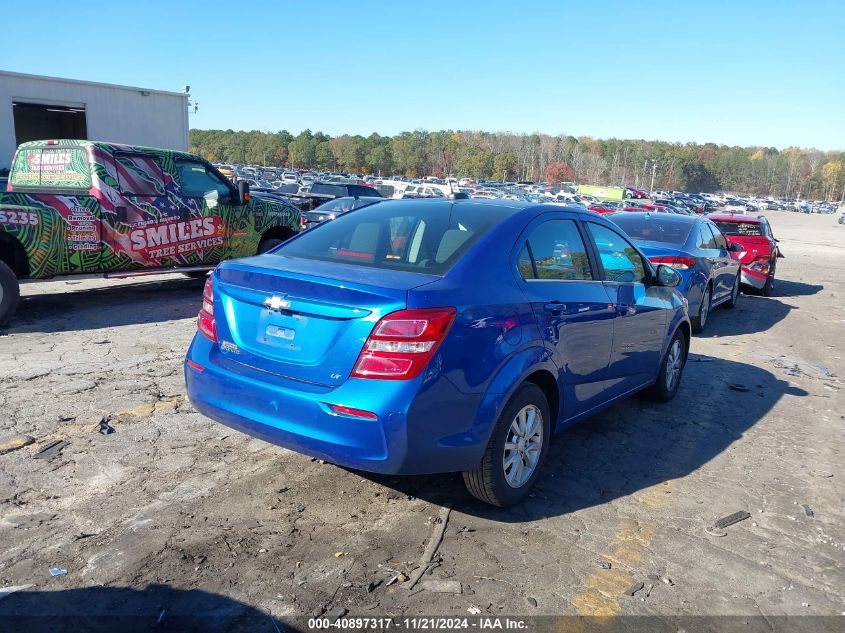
[649,160,658,193]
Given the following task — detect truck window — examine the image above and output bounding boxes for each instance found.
[115,152,165,196]
[176,160,231,202]
[10,147,91,189]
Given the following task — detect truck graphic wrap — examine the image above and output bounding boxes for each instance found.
[1,140,301,278]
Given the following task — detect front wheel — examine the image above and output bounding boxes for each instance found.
[0,260,20,327]
[691,286,711,333]
[463,383,550,507]
[645,330,687,402]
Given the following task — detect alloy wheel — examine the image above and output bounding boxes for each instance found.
[665,339,683,391]
[502,405,543,488]
[700,289,710,326]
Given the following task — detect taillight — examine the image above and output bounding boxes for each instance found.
[197,277,217,341]
[351,307,456,380]
[749,258,770,274]
[649,256,697,270]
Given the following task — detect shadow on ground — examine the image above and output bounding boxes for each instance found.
[769,278,823,297]
[358,356,807,521]
[5,276,205,334]
[0,584,286,633]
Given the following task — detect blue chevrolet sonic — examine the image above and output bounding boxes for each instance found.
[608,213,741,333]
[185,200,691,507]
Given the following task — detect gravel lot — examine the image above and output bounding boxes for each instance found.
[0,210,843,629]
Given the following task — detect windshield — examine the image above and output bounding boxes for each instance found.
[277,201,513,275]
[712,221,763,236]
[610,214,695,245]
[316,197,382,214]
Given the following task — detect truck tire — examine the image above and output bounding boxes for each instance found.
[0,260,20,327]
[257,238,283,254]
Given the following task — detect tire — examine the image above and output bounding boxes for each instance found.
[724,273,741,309]
[257,238,283,254]
[761,261,775,297]
[691,285,711,333]
[0,260,20,328]
[645,330,687,402]
[463,383,550,508]
[182,271,209,280]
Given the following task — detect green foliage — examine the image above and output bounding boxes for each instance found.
[189,128,845,197]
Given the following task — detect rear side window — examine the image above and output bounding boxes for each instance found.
[518,219,593,281]
[10,147,91,189]
[115,152,165,196]
[587,223,648,284]
[708,223,728,249]
[696,224,718,249]
[277,201,511,275]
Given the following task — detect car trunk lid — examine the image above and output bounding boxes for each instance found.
[213,255,440,387]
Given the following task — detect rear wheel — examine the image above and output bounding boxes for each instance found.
[645,330,687,402]
[0,260,20,327]
[691,286,711,333]
[257,238,283,254]
[463,383,550,507]
[761,261,776,296]
[724,273,741,309]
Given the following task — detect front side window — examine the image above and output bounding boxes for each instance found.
[518,219,593,281]
[587,223,647,284]
[176,160,231,201]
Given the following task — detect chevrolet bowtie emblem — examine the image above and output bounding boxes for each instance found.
[263,295,291,311]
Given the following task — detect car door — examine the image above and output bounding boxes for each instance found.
[585,221,668,395]
[703,222,735,299]
[109,151,178,270]
[513,214,615,421]
[173,159,232,265]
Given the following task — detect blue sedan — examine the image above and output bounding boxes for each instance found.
[609,212,742,333]
[185,200,690,506]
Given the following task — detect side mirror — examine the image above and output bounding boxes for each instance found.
[729,242,744,252]
[238,180,250,205]
[655,264,682,287]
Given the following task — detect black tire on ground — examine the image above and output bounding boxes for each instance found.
[691,285,711,333]
[182,271,210,280]
[0,260,20,327]
[761,262,775,296]
[644,329,687,402]
[257,238,284,254]
[724,273,741,309]
[462,383,551,508]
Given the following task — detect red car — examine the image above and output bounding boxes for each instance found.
[708,213,783,295]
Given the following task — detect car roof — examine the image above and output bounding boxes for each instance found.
[608,211,701,225]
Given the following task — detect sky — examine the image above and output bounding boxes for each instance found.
[2,0,843,150]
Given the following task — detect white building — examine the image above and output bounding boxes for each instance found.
[0,70,190,170]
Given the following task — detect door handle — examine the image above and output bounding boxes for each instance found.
[543,302,565,313]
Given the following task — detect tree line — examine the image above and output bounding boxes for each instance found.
[189,128,845,200]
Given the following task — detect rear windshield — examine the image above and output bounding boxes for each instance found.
[10,147,91,189]
[278,201,513,275]
[712,221,762,236]
[610,214,695,245]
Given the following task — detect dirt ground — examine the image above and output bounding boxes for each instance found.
[0,210,843,629]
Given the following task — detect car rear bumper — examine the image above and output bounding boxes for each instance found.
[740,267,767,289]
[184,335,486,475]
